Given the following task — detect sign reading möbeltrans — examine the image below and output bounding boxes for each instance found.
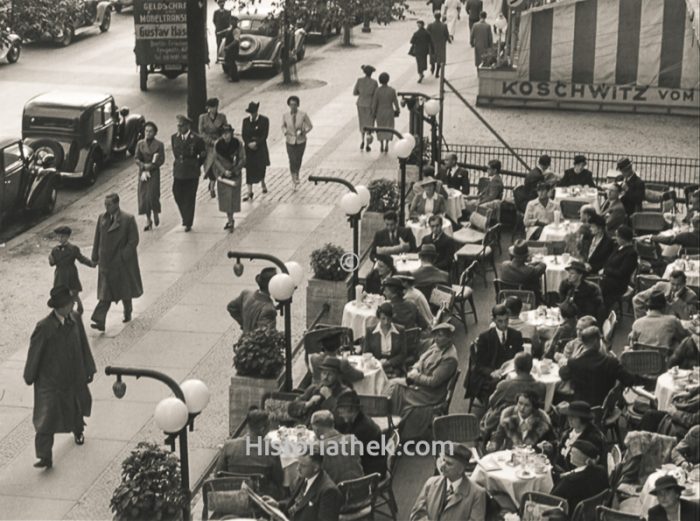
[133,0,188,65]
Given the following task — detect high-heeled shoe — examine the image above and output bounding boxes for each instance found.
[153,214,160,227]
[243,193,254,202]
[144,223,152,231]
[261,184,268,194]
[360,140,364,150]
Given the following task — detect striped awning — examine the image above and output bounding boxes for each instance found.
[517,0,700,90]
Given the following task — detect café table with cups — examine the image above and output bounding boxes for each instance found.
[540,220,581,243]
[664,258,700,288]
[341,291,384,341]
[501,357,561,411]
[407,215,453,245]
[638,465,700,515]
[264,426,316,487]
[471,447,554,507]
[520,306,563,341]
[392,253,422,274]
[531,253,573,294]
[655,367,700,412]
[345,353,390,396]
[445,187,467,222]
[555,186,601,213]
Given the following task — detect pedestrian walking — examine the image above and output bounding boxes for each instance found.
[241,101,270,200]
[371,72,400,153]
[212,0,231,53]
[426,0,445,13]
[282,95,312,190]
[25,285,96,469]
[427,11,450,77]
[353,64,378,152]
[443,0,461,39]
[227,267,278,332]
[410,20,433,83]
[134,121,165,231]
[213,124,245,232]
[199,98,228,198]
[49,226,95,315]
[466,0,483,31]
[470,11,493,68]
[90,193,143,331]
[222,19,241,82]
[171,115,206,231]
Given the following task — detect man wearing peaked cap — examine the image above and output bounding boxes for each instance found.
[559,154,595,188]
[171,114,206,231]
[413,242,449,297]
[551,437,609,514]
[227,267,278,333]
[242,100,270,200]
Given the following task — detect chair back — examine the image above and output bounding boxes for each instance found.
[520,491,569,517]
[620,349,665,376]
[571,489,612,521]
[630,212,668,236]
[526,241,548,256]
[404,326,422,364]
[202,476,257,521]
[440,370,461,416]
[560,200,588,220]
[484,223,502,248]
[357,394,394,430]
[457,261,478,292]
[513,184,529,213]
[262,391,302,427]
[607,444,622,477]
[304,326,354,366]
[338,472,380,516]
[497,288,537,311]
[432,413,479,445]
[470,205,494,232]
[547,240,567,255]
[596,506,644,521]
[386,429,400,474]
[429,284,455,317]
[634,273,662,293]
[602,310,617,346]
[493,278,523,299]
[634,239,662,262]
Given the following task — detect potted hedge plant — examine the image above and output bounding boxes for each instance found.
[306,243,349,327]
[110,441,186,521]
[361,178,400,255]
[229,327,286,435]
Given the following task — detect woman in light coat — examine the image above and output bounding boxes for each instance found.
[281,95,313,190]
[371,72,400,154]
[353,64,378,152]
[134,121,165,230]
[442,0,461,38]
[198,97,228,198]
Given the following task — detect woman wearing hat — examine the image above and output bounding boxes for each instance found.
[559,155,596,188]
[647,475,699,520]
[282,95,313,189]
[353,65,378,152]
[213,124,245,232]
[362,302,406,377]
[365,254,396,295]
[241,101,270,200]
[550,439,608,514]
[134,121,165,231]
[585,213,614,273]
[198,98,229,198]
[409,177,447,219]
[370,72,400,153]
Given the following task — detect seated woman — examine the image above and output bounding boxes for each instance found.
[409,177,447,219]
[486,391,552,452]
[586,213,615,273]
[365,255,395,295]
[362,302,406,377]
[669,323,699,370]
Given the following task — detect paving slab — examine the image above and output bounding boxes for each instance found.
[151,304,230,334]
[178,282,250,308]
[238,231,315,250]
[265,204,334,221]
[138,249,204,274]
[0,368,33,408]
[0,406,30,440]
[0,496,75,521]
[114,330,222,370]
[84,400,155,442]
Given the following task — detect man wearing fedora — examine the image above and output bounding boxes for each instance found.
[600,225,638,314]
[309,330,363,386]
[600,183,628,233]
[647,475,699,521]
[559,155,596,188]
[410,444,486,521]
[558,259,604,320]
[335,390,386,478]
[171,114,206,232]
[422,214,456,273]
[24,286,96,469]
[500,240,547,298]
[617,157,645,216]
[241,101,270,200]
[227,267,278,333]
[551,439,608,513]
[413,242,450,298]
[90,193,143,331]
[524,182,556,240]
[290,357,351,422]
[409,177,447,219]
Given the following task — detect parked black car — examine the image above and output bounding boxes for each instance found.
[0,138,58,229]
[110,0,133,13]
[22,92,145,185]
[17,0,111,46]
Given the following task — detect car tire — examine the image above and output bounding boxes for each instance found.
[56,25,74,46]
[139,65,148,91]
[31,140,65,169]
[7,42,20,63]
[83,150,101,186]
[114,3,122,13]
[43,184,58,215]
[100,10,111,32]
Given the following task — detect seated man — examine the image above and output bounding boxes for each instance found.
[633,270,698,320]
[465,304,524,405]
[523,182,556,240]
[558,260,604,320]
[439,152,470,195]
[647,475,700,521]
[396,274,434,327]
[554,315,606,364]
[522,154,549,203]
[227,267,277,332]
[413,243,450,299]
[544,301,579,359]
[289,358,351,423]
[669,325,700,370]
[671,425,700,470]
[389,323,459,440]
[503,296,541,358]
[653,213,700,251]
[309,330,364,386]
[382,276,429,331]
[600,183,628,233]
[486,391,552,452]
[559,155,596,188]
[310,410,364,484]
[410,444,486,521]
[215,408,285,499]
[551,440,609,514]
[370,210,416,260]
[362,302,406,377]
[409,177,447,219]
[420,214,456,273]
[335,390,386,478]
[499,240,546,297]
[600,225,638,314]
[464,159,504,214]
[364,255,396,295]
[629,290,688,349]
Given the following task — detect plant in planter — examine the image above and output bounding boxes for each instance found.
[361,179,400,255]
[310,243,347,282]
[110,441,186,521]
[307,243,349,327]
[233,327,285,378]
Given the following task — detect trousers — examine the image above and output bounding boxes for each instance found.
[91,298,132,325]
[286,142,306,176]
[172,177,199,227]
[35,427,82,461]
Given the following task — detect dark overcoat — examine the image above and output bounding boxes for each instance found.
[92,210,143,302]
[24,312,96,433]
[241,114,270,181]
[49,243,92,292]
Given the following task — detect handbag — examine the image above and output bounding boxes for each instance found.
[408,44,416,56]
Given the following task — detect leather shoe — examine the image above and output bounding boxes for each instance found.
[33,459,52,469]
[90,322,105,332]
[74,433,85,445]
[122,312,131,323]
[184,226,192,232]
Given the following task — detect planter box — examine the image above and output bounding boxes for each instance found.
[229,371,284,436]
[360,211,384,257]
[306,277,348,328]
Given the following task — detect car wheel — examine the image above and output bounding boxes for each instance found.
[43,184,58,214]
[56,25,74,46]
[139,65,148,91]
[31,140,65,169]
[114,3,122,13]
[100,10,111,32]
[83,151,100,186]
[273,55,282,75]
[7,43,20,63]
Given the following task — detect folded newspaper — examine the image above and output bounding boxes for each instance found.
[241,482,290,521]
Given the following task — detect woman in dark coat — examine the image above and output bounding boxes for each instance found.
[410,20,433,83]
[241,101,270,200]
[213,124,245,232]
[134,121,165,231]
[198,98,228,198]
[362,302,406,377]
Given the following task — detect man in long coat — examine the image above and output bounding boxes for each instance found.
[241,101,270,200]
[227,267,277,332]
[171,115,206,231]
[470,11,493,68]
[427,11,450,77]
[24,286,96,468]
[90,193,143,331]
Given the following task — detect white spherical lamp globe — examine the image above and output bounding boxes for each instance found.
[284,261,304,287]
[354,185,371,207]
[180,379,210,414]
[268,273,295,301]
[424,98,440,117]
[394,138,413,159]
[154,397,189,433]
[340,192,363,215]
[402,133,417,150]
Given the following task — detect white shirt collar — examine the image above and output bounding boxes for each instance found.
[180,130,191,139]
[54,310,66,325]
[446,476,463,493]
[423,192,437,200]
[304,472,320,494]
[373,323,398,335]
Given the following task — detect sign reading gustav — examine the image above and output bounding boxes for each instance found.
[134,0,187,65]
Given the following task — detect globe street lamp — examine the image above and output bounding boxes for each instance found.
[424,98,441,166]
[226,252,301,391]
[105,367,211,521]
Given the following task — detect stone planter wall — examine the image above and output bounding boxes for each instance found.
[360,211,384,257]
[306,277,348,328]
[229,371,284,436]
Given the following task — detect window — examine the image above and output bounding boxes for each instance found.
[3,143,23,172]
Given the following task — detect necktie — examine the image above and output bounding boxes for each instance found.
[291,480,307,512]
[391,231,396,243]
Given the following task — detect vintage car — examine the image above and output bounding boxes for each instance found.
[110,0,133,13]
[22,92,145,185]
[0,138,58,229]
[0,28,21,63]
[22,0,111,46]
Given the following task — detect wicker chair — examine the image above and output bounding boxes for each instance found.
[451,260,479,331]
[571,489,612,521]
[560,200,588,220]
[262,391,302,427]
[596,506,644,521]
[358,394,399,433]
[432,414,480,446]
[375,429,400,520]
[453,205,494,244]
[526,240,549,256]
[519,491,569,517]
[496,288,537,311]
[202,476,259,520]
[455,224,501,287]
[338,472,381,521]
[630,212,668,236]
[620,349,665,376]
[602,310,617,347]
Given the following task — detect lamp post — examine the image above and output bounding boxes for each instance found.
[307,176,370,288]
[105,367,211,521]
[226,252,301,391]
[186,0,207,121]
[398,92,443,169]
[423,98,441,166]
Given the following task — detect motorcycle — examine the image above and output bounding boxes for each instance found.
[0,28,21,63]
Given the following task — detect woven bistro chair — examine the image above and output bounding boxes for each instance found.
[571,489,612,521]
[374,429,400,520]
[357,394,399,434]
[620,349,666,377]
[596,506,644,521]
[432,413,480,446]
[202,476,259,520]
[520,491,569,517]
[451,260,479,330]
[455,224,501,288]
[338,472,381,521]
[630,212,668,236]
[560,200,588,220]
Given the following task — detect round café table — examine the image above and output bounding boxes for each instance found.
[664,259,700,288]
[539,221,581,243]
[639,466,700,514]
[531,254,574,294]
[392,254,422,274]
[654,368,699,412]
[341,300,380,341]
[407,216,453,245]
[471,450,554,507]
[265,428,315,487]
[445,188,466,222]
[554,187,600,213]
[346,354,390,395]
[520,307,562,340]
[501,358,561,411]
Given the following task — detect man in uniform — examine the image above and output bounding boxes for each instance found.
[171,115,206,232]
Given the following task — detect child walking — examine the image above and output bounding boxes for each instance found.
[48,226,95,315]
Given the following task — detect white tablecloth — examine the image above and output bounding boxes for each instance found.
[392,254,422,274]
[532,254,574,293]
[655,369,699,412]
[502,358,561,411]
[472,451,554,506]
[539,221,581,242]
[446,188,467,222]
[639,467,700,514]
[520,308,562,339]
[342,301,379,340]
[555,187,600,213]
[265,428,315,486]
[407,216,453,245]
[664,260,700,288]
[346,355,390,395]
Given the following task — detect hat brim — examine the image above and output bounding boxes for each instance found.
[509,246,529,258]
[650,484,685,495]
[561,406,593,419]
[47,296,73,308]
